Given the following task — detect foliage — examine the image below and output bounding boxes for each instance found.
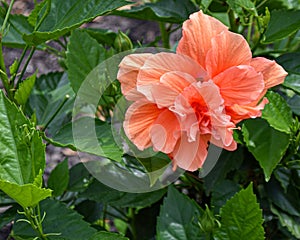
[0,0,299,239]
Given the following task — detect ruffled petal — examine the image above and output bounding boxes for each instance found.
[177,10,228,68]
[250,57,288,89]
[137,52,207,101]
[213,65,264,106]
[206,31,252,78]
[124,101,164,150]
[117,53,153,100]
[225,97,269,123]
[150,109,181,153]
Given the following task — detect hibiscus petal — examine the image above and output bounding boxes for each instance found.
[151,71,196,108]
[213,65,264,106]
[225,97,269,123]
[171,133,209,171]
[177,10,228,69]
[206,31,252,78]
[117,53,152,100]
[137,52,207,101]
[250,57,288,89]
[150,109,180,154]
[124,101,164,150]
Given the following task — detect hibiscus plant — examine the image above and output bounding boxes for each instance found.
[0,0,300,239]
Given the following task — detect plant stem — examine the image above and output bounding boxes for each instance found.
[228,9,238,33]
[24,207,48,240]
[247,14,254,45]
[128,208,137,240]
[0,0,15,34]
[10,45,29,87]
[159,22,170,49]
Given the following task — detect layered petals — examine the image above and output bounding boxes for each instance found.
[213,65,264,106]
[177,10,228,68]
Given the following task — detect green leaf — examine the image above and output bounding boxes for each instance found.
[214,183,265,240]
[112,0,198,23]
[27,0,48,27]
[23,0,130,45]
[67,163,91,192]
[0,13,33,47]
[14,74,36,106]
[85,28,118,46]
[262,91,293,134]
[12,199,96,240]
[51,117,123,162]
[226,0,257,16]
[271,205,300,239]
[0,180,51,208]
[288,94,300,115]
[242,118,290,181]
[0,205,19,230]
[282,74,300,94]
[276,53,300,75]
[157,186,205,240]
[264,10,300,43]
[47,158,69,197]
[26,72,75,135]
[66,29,111,93]
[0,91,45,184]
[89,231,129,240]
[80,179,166,208]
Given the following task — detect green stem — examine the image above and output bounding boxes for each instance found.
[24,207,48,240]
[159,22,170,49]
[43,94,70,130]
[128,208,137,240]
[228,9,238,33]
[0,0,15,34]
[247,14,254,45]
[35,0,51,31]
[10,45,29,87]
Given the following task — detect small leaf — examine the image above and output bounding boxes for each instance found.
[14,74,36,106]
[214,183,265,240]
[157,186,205,240]
[27,0,48,27]
[242,118,290,181]
[264,10,300,43]
[9,59,18,76]
[89,231,129,240]
[23,0,129,45]
[112,0,198,23]
[262,91,293,134]
[47,158,69,197]
[0,180,51,208]
[12,199,96,240]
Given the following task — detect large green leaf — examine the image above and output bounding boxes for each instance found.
[242,118,290,181]
[0,12,33,47]
[282,74,300,94]
[47,158,69,197]
[66,29,112,93]
[276,53,300,75]
[0,91,45,184]
[12,199,96,240]
[26,72,75,136]
[288,94,300,115]
[214,183,265,240]
[89,231,129,240]
[157,186,205,240]
[23,0,129,45]
[264,10,300,43]
[80,178,166,208]
[262,91,293,134]
[51,117,123,162]
[0,180,51,208]
[112,0,197,23]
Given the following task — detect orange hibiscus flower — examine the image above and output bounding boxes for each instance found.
[117,11,287,171]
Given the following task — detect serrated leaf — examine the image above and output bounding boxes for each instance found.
[0,180,51,208]
[283,74,300,94]
[80,179,166,208]
[89,231,129,240]
[47,158,69,197]
[271,205,300,239]
[0,91,45,184]
[264,10,300,43]
[14,74,36,106]
[23,0,129,46]
[66,29,111,93]
[0,13,33,47]
[112,0,197,23]
[52,117,123,162]
[242,118,290,181]
[9,59,18,75]
[157,186,205,240]
[27,0,48,27]
[262,91,293,134]
[214,183,265,240]
[12,199,96,240]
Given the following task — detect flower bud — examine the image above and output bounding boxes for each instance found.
[114,30,133,52]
